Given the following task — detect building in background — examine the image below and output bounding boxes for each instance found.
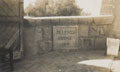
[100,0,115,15]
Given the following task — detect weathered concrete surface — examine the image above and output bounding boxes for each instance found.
[24,16,113,57]
[14,51,114,72]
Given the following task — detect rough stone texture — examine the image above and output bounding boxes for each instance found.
[89,25,108,37]
[43,26,52,40]
[23,23,36,57]
[89,25,99,37]
[95,38,106,50]
[36,40,52,54]
[34,26,52,54]
[24,16,113,56]
[78,38,95,50]
[53,26,78,50]
[79,24,89,37]
[35,26,43,41]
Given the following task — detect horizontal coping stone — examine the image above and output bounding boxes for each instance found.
[24,15,113,25]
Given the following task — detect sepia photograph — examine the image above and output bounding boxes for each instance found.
[0,0,120,72]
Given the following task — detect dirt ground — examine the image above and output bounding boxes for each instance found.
[13,50,117,72]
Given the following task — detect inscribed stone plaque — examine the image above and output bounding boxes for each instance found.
[107,38,120,57]
[53,26,78,49]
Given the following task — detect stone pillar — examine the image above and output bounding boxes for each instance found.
[100,0,115,15]
[110,0,120,38]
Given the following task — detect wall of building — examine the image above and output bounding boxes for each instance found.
[110,0,120,38]
[0,0,24,59]
[24,16,113,57]
[100,0,115,15]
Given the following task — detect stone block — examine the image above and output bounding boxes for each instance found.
[78,38,95,50]
[50,18,60,25]
[35,26,43,41]
[70,18,79,24]
[59,18,72,25]
[113,19,120,31]
[95,38,106,50]
[79,24,89,37]
[77,16,93,24]
[93,16,113,24]
[89,25,108,37]
[43,26,52,40]
[89,25,99,36]
[53,26,78,49]
[41,19,52,25]
[37,40,52,54]
[24,25,37,56]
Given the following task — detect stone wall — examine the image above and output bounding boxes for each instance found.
[24,16,113,57]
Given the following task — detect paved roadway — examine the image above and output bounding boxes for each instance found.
[13,50,117,72]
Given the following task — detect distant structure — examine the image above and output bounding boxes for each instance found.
[110,0,120,37]
[100,0,115,15]
[101,0,120,38]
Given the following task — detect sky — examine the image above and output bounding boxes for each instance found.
[24,0,102,16]
[76,0,102,16]
[24,0,36,9]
